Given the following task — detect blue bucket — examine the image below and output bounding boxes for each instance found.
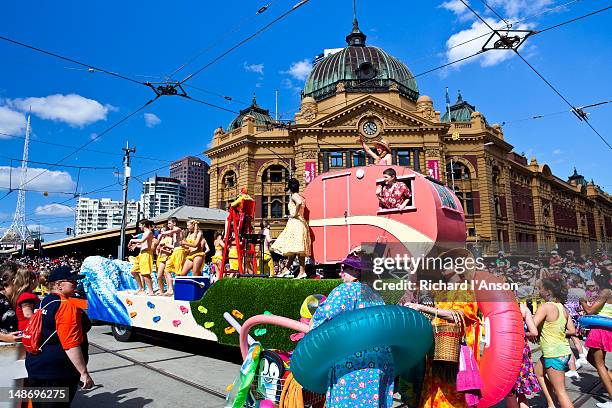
[174,276,210,301]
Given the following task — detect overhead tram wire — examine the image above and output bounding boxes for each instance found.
[183,84,250,106]
[0,96,160,203]
[179,95,240,114]
[500,100,611,125]
[535,5,612,34]
[176,0,310,87]
[164,0,280,81]
[456,0,612,150]
[476,0,511,27]
[0,131,174,163]
[0,35,147,88]
[0,156,118,170]
[407,0,587,66]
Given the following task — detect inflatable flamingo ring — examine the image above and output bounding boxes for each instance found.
[474,271,524,408]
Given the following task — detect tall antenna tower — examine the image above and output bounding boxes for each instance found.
[1,114,32,249]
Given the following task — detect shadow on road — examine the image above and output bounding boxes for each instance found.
[75,387,153,407]
[100,327,243,364]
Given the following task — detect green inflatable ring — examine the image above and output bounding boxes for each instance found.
[290,305,433,394]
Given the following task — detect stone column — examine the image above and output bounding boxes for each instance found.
[478,155,498,255]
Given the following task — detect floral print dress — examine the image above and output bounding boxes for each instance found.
[511,324,540,395]
[377,181,411,210]
[311,282,395,407]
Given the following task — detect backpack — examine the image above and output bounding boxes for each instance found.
[22,299,63,355]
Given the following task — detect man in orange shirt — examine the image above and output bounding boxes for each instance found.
[25,266,94,407]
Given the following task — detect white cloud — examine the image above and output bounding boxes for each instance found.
[440,0,473,21]
[283,59,313,81]
[0,166,76,193]
[244,62,265,75]
[0,106,26,136]
[487,0,554,19]
[9,94,115,127]
[143,113,161,128]
[552,149,562,155]
[35,203,74,216]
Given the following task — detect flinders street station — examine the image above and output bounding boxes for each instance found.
[205,18,612,257]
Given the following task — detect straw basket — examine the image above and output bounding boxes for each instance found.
[432,310,464,362]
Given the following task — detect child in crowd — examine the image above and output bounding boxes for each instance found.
[34,270,49,297]
[534,278,576,408]
[129,219,155,295]
[586,280,601,304]
[507,303,541,408]
[12,268,40,331]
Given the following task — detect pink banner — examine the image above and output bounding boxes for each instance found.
[304,162,316,184]
[427,160,440,180]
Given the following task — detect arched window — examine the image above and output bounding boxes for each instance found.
[220,170,238,210]
[261,164,289,219]
[223,171,236,188]
[445,161,471,181]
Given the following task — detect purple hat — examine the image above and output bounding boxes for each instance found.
[341,255,363,279]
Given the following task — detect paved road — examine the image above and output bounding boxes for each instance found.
[73,325,241,407]
[75,325,609,408]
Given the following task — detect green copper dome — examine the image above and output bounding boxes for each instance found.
[228,95,274,131]
[302,20,419,102]
[442,91,481,123]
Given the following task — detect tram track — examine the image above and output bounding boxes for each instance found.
[89,341,227,401]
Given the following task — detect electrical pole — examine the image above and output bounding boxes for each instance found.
[119,142,136,261]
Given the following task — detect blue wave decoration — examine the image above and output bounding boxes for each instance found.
[81,256,137,326]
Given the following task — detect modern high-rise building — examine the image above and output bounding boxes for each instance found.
[75,198,138,235]
[170,156,210,207]
[141,176,186,219]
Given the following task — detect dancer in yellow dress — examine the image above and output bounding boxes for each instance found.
[128,219,155,295]
[181,220,209,276]
[271,178,311,279]
[211,232,224,281]
[156,217,184,295]
[155,227,174,295]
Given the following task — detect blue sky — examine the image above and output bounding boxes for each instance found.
[0,0,610,240]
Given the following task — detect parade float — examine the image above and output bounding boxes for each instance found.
[82,165,523,408]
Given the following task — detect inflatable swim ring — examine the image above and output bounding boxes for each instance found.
[474,272,524,408]
[579,315,612,330]
[290,305,433,394]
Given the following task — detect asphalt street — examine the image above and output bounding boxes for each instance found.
[74,326,610,408]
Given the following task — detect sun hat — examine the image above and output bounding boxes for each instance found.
[341,255,363,279]
[374,139,391,153]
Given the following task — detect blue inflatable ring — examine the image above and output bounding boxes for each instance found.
[579,315,612,329]
[290,305,433,394]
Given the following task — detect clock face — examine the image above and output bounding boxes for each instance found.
[362,121,378,136]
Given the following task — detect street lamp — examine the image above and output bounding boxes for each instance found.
[450,142,494,191]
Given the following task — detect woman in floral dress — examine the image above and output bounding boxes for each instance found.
[507,303,540,408]
[310,255,395,407]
